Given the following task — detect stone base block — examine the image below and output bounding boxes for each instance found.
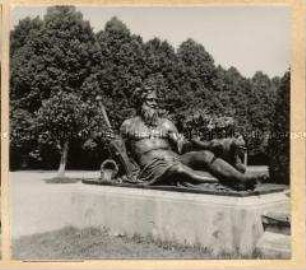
[256,232,291,258]
[71,185,290,256]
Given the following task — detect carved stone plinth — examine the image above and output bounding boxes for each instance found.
[71,184,289,256]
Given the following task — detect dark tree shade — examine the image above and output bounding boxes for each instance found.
[268,71,290,184]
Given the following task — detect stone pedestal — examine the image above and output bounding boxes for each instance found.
[71,185,289,256]
[256,232,291,258]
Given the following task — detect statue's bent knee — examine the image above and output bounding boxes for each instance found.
[198,150,215,164]
[235,163,246,174]
[169,163,184,174]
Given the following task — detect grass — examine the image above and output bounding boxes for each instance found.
[13,226,270,260]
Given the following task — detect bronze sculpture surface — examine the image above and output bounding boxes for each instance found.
[118,86,267,191]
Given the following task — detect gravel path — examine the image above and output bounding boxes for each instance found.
[11,171,87,238]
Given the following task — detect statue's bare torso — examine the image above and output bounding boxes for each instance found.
[120,116,179,168]
[120,114,260,189]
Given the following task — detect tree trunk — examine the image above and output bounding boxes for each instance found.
[57,141,69,178]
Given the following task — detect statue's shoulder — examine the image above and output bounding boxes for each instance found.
[121,116,141,128]
[121,117,133,128]
[160,118,177,132]
[120,116,141,136]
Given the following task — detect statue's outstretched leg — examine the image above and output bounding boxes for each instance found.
[167,163,219,184]
[180,150,263,189]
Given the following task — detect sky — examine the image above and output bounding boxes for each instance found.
[12,6,291,78]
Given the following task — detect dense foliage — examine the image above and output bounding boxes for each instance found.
[10,6,290,182]
[10,6,106,173]
[268,72,290,184]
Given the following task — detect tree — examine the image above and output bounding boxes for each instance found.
[212,66,254,148]
[268,71,290,184]
[173,39,217,131]
[10,8,285,171]
[213,66,251,116]
[10,107,38,169]
[10,6,102,112]
[10,16,43,56]
[247,71,276,159]
[177,39,215,86]
[95,17,145,131]
[142,38,179,115]
[35,92,96,177]
[10,6,102,172]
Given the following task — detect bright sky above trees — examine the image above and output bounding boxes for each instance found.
[12,6,290,78]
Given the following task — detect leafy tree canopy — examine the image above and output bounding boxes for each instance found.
[10,8,290,172]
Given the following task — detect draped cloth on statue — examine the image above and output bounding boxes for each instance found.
[137,156,181,185]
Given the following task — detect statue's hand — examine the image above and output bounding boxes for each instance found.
[177,134,185,154]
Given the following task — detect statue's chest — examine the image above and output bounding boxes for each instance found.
[130,122,168,140]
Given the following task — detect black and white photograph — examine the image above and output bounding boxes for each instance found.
[9,4,293,261]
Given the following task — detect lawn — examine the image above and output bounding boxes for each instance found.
[13,226,264,260]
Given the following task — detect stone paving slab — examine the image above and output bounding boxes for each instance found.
[11,171,87,238]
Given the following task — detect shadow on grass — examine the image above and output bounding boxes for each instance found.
[13,226,276,261]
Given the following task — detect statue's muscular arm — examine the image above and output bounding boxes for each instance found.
[163,119,218,154]
[162,119,185,154]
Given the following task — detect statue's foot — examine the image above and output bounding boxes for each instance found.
[233,172,269,191]
[253,172,270,184]
[220,177,257,191]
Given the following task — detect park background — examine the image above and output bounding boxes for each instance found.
[9,5,290,184]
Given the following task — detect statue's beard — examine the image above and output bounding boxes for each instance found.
[141,106,159,127]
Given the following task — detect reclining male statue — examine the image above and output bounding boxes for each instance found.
[119,85,267,191]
